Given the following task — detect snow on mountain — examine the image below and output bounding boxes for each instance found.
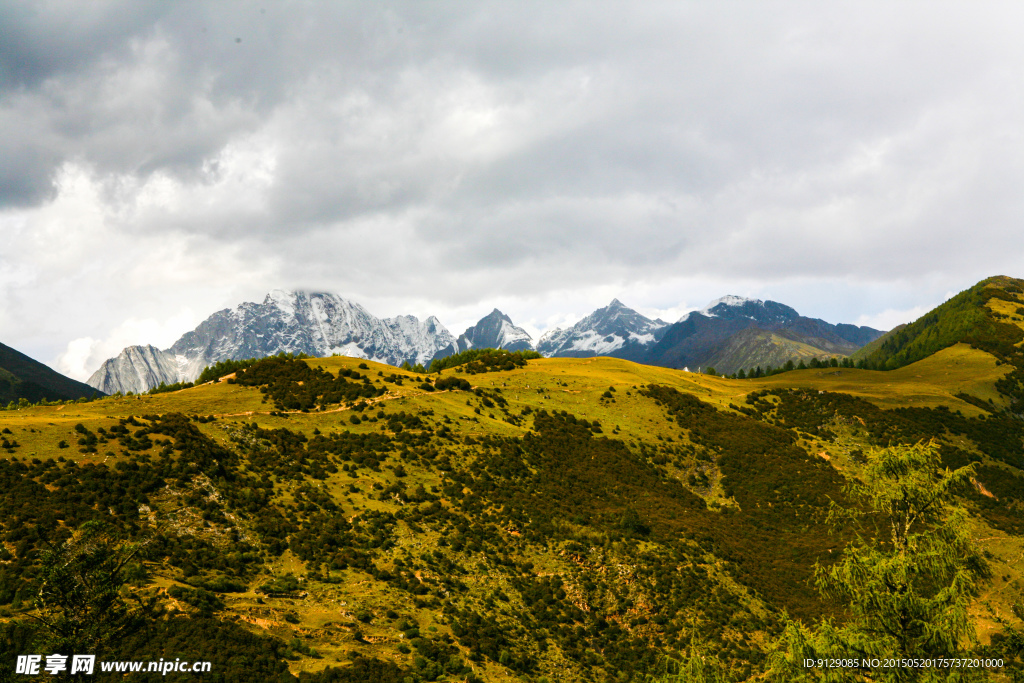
[679,296,799,325]
[86,290,884,395]
[385,314,458,365]
[700,295,758,316]
[536,328,570,350]
[456,309,533,353]
[87,291,457,393]
[536,299,667,359]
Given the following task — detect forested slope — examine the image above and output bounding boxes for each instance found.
[1,344,1023,682]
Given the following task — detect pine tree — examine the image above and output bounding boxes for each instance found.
[771,442,988,682]
[32,521,156,657]
[654,623,729,683]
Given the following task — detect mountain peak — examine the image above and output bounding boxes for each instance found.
[700,295,762,315]
[678,295,799,324]
[456,309,533,353]
[484,308,515,324]
[265,288,297,310]
[536,300,667,359]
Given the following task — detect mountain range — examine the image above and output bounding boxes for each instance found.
[3,275,1024,681]
[85,290,884,394]
[87,291,458,394]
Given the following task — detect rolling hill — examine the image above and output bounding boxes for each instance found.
[2,276,1024,682]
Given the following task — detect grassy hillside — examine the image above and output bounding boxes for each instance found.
[2,348,1024,682]
[849,323,906,361]
[701,327,843,374]
[857,276,1024,371]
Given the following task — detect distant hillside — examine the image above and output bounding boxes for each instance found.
[850,323,907,362]
[700,327,844,374]
[86,291,884,394]
[0,341,102,403]
[857,276,1024,370]
[645,297,884,373]
[534,296,883,374]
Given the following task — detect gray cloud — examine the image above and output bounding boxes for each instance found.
[3,1,1024,373]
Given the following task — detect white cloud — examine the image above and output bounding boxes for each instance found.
[55,308,201,381]
[4,2,1024,368]
[855,306,931,332]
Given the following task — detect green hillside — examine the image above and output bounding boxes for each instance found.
[2,338,1023,682]
[0,341,103,404]
[849,322,906,361]
[853,276,1024,422]
[857,276,1024,370]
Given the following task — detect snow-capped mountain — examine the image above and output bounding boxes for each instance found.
[85,290,887,394]
[536,299,668,360]
[87,345,184,396]
[456,309,533,353]
[682,295,799,325]
[87,291,457,394]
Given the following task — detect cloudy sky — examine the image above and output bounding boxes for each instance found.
[2,2,1024,380]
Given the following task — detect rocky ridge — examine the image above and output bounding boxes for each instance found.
[86,292,885,394]
[88,291,457,394]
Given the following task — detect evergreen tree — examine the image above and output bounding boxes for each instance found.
[31,521,156,658]
[771,442,988,682]
[653,624,729,683]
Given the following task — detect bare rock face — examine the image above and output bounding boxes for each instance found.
[87,291,458,393]
[87,344,181,395]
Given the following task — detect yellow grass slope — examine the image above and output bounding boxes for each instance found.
[0,342,1009,462]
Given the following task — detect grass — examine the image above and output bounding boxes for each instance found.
[2,348,1023,680]
[7,345,1003,461]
